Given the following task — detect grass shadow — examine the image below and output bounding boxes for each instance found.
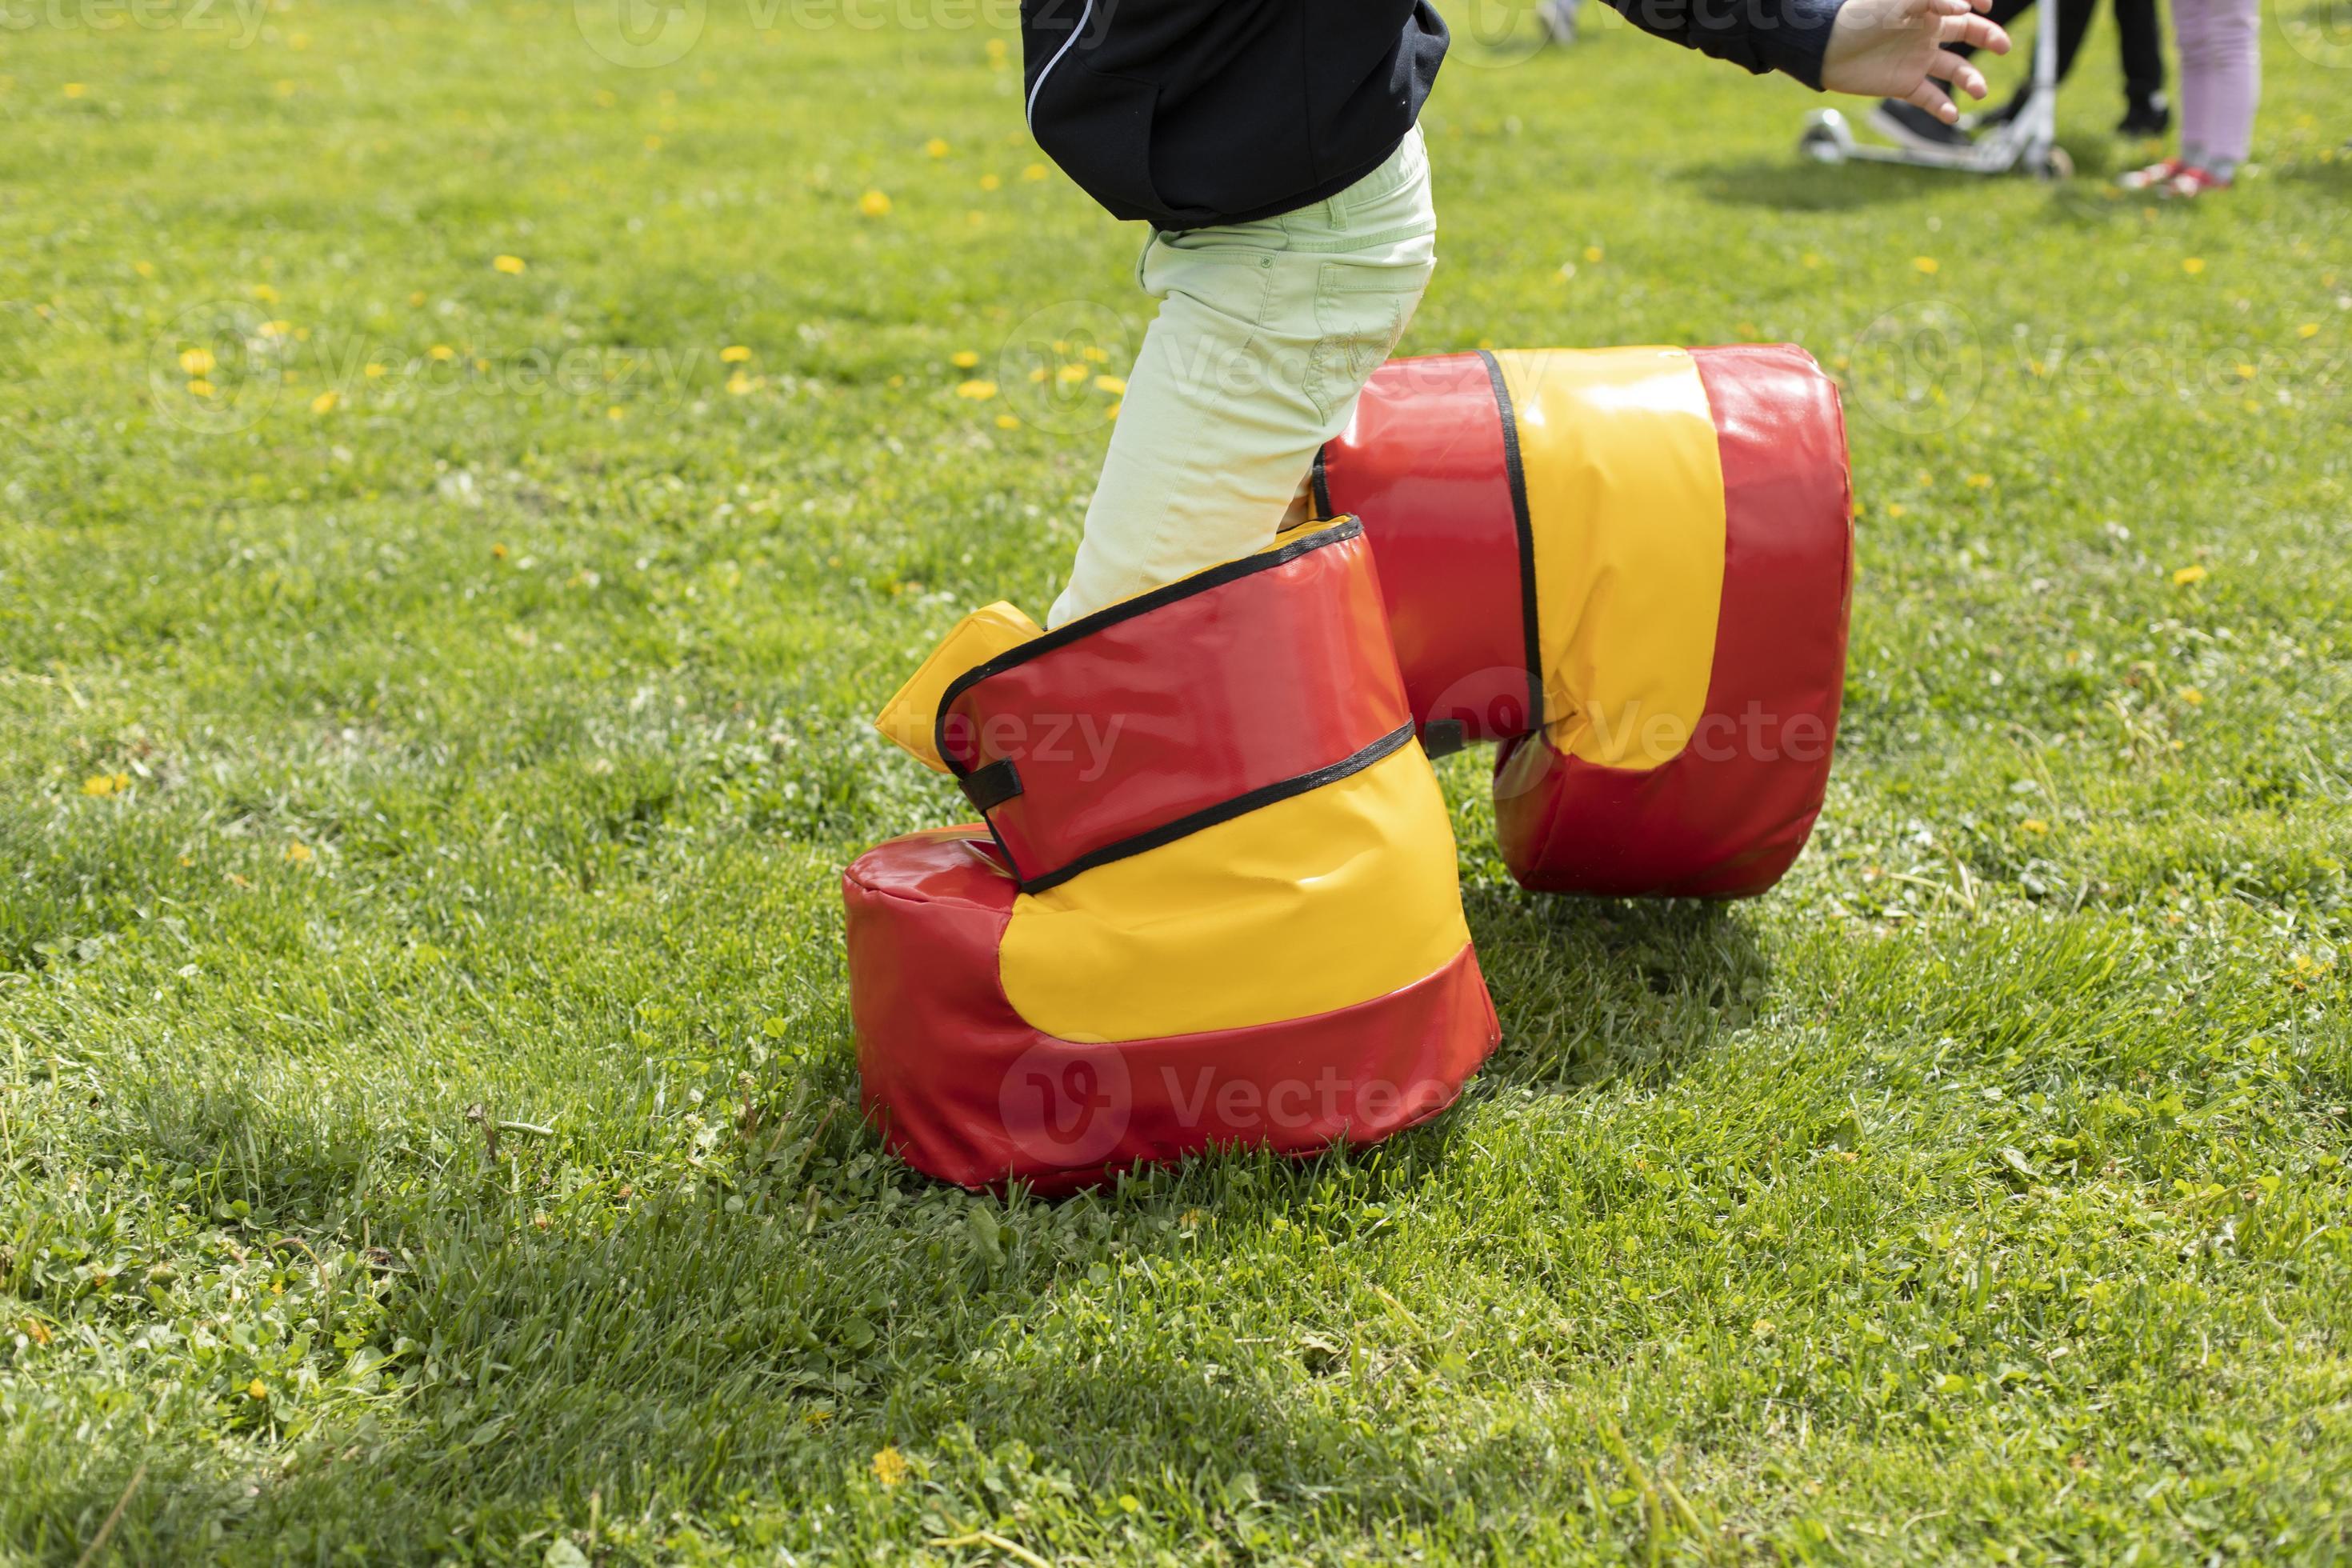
[1683,154,1946,212]
[1463,880,1769,1094]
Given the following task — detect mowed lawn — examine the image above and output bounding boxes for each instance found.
[4,0,2351,1561]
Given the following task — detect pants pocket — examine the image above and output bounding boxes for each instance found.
[1307,258,1434,425]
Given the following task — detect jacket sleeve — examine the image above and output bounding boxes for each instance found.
[1598,0,1845,89]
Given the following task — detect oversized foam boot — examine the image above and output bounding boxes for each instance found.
[845,521,1500,1194]
[1314,345,1854,898]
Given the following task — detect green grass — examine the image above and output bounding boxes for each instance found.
[3,0,2350,1562]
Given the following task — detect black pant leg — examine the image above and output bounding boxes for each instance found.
[2113,0,2167,101]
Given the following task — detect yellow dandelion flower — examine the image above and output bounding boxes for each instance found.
[2171,564,2208,586]
[2182,257,2205,275]
[606,406,625,421]
[2178,686,2205,705]
[994,414,1018,430]
[2234,363,2257,380]
[979,173,1002,191]
[643,134,662,151]
[1105,400,1121,419]
[22,1318,54,1346]
[493,254,526,274]
[925,137,950,158]
[954,379,998,400]
[1964,472,1991,488]
[1093,374,1125,394]
[951,350,980,369]
[1801,252,1822,269]
[82,774,128,797]
[179,347,216,376]
[1913,256,1940,275]
[720,345,754,363]
[258,320,290,338]
[886,374,906,388]
[1583,244,1604,264]
[985,37,1006,58]
[251,283,278,304]
[858,189,893,217]
[1027,366,1048,383]
[1022,162,1048,182]
[2019,818,2050,835]
[2299,322,2321,339]
[133,261,156,278]
[1752,1318,1775,1337]
[285,842,314,864]
[1080,345,1107,362]
[363,362,386,379]
[428,345,457,362]
[407,290,426,307]
[1886,502,1907,518]
[310,389,338,414]
[63,82,86,98]
[871,1446,908,1486]
[246,1378,267,1400]
[1056,363,1087,384]
[186,378,215,398]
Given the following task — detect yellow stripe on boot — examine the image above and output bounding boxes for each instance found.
[1494,348,1726,770]
[998,743,1470,1044]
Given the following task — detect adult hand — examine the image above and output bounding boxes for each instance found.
[1820,0,2012,123]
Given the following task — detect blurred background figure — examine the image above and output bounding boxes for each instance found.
[1869,0,2171,150]
[2118,0,2260,193]
[1540,0,1585,44]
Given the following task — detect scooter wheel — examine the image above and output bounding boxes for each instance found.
[2029,146,2075,180]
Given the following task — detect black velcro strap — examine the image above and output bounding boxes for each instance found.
[958,757,1023,812]
[1420,718,1468,759]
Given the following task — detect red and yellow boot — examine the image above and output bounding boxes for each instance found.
[1316,346,1854,898]
[846,521,1500,1194]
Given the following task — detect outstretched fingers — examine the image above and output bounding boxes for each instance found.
[1931,50,1990,98]
[1939,10,2013,52]
[1905,76,1961,122]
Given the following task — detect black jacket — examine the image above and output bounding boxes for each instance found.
[1019,0,1449,231]
[1021,0,1841,233]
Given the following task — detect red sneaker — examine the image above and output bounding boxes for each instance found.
[2117,157,2183,190]
[2164,165,2233,197]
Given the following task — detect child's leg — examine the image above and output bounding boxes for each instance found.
[2173,0,2262,176]
[1048,130,1437,628]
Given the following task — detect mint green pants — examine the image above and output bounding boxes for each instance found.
[1047,128,1438,627]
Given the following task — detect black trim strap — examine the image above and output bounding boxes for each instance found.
[1419,718,1467,759]
[958,757,1023,812]
[1476,348,1545,736]
[931,518,1366,779]
[1018,722,1414,895]
[1309,449,1334,524]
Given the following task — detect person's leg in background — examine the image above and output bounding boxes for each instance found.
[1967,0,2097,125]
[1048,130,1437,628]
[1870,0,2090,146]
[2170,0,2260,186]
[2113,0,2172,134]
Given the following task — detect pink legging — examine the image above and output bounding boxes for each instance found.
[2173,0,2261,175]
